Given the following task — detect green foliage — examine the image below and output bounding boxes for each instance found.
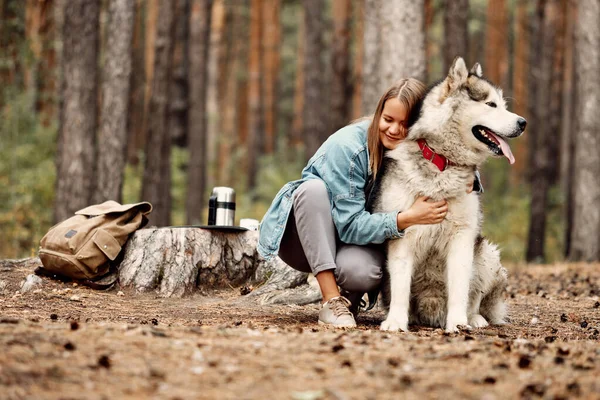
[0,90,57,258]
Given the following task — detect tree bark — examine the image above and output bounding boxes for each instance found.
[140,0,159,163]
[380,1,425,84]
[221,2,249,179]
[262,0,281,154]
[247,0,264,191]
[186,0,213,225]
[362,0,425,113]
[548,1,566,185]
[526,0,559,263]
[169,0,190,148]
[290,7,305,150]
[54,0,99,223]
[570,0,600,261]
[24,0,56,125]
[424,0,435,82]
[126,0,146,166]
[443,0,469,72]
[361,0,381,115]
[484,0,508,87]
[562,0,577,258]
[94,0,135,204]
[141,0,176,227]
[351,0,364,119]
[330,0,352,132]
[303,0,328,160]
[118,228,308,298]
[509,0,530,185]
[207,0,226,187]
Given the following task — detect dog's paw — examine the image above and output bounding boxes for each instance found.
[380,317,408,332]
[445,314,469,333]
[469,314,489,328]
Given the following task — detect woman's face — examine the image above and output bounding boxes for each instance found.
[378,97,409,150]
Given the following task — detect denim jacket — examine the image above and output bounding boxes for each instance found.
[257,120,404,259]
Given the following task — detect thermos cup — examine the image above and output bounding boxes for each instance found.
[208,187,236,226]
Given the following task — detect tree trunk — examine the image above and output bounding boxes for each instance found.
[362,0,425,113]
[569,0,600,261]
[509,0,530,184]
[118,228,308,298]
[361,0,381,115]
[290,7,305,150]
[94,0,135,204]
[186,0,213,225]
[126,0,146,166]
[169,0,190,148]
[218,3,248,186]
[484,0,508,87]
[562,0,577,258]
[380,1,425,85]
[54,0,99,223]
[548,1,566,185]
[24,0,56,125]
[207,0,226,188]
[526,0,558,263]
[141,0,176,227]
[303,0,328,160]
[262,0,281,154]
[247,0,264,191]
[424,0,435,82]
[443,0,469,72]
[330,0,352,133]
[140,0,159,163]
[351,0,364,119]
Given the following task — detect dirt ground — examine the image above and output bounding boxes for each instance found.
[1,259,599,400]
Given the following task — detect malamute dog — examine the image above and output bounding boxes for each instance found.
[369,57,526,332]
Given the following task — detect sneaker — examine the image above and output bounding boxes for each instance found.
[341,290,367,318]
[318,296,357,328]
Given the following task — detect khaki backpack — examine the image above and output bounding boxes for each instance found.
[37,201,152,288]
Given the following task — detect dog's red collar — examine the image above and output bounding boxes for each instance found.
[417,139,456,172]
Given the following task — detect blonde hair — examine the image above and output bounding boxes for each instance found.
[367,78,427,180]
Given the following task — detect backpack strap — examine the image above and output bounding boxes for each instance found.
[34,266,117,290]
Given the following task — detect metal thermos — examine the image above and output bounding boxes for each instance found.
[208,187,236,226]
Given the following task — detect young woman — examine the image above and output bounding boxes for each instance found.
[258,78,478,327]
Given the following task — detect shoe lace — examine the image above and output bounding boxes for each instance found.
[329,296,353,317]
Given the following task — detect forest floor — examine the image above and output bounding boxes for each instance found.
[1,258,599,400]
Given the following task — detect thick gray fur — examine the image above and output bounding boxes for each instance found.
[370,57,525,332]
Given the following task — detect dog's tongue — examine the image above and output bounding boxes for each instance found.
[488,131,515,164]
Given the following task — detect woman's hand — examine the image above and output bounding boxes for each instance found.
[396,196,448,230]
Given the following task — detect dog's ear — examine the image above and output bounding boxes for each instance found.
[470,63,483,77]
[440,57,468,101]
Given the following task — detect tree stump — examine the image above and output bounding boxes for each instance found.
[118,227,313,300]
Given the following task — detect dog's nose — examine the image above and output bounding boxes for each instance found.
[517,118,527,131]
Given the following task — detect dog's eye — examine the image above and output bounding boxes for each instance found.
[486,102,497,108]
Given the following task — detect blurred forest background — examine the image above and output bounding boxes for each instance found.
[0,0,598,263]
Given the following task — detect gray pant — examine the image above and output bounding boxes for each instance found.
[278,179,384,293]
